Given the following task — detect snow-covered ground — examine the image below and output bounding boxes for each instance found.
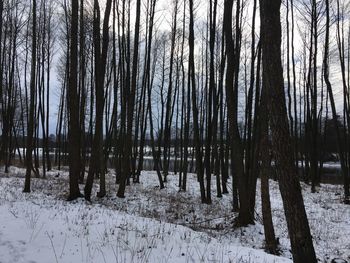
[0,167,348,263]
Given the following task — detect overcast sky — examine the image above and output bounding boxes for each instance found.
[43,0,348,135]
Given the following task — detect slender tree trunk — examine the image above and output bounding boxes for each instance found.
[324,0,349,202]
[189,0,206,204]
[24,0,37,193]
[67,0,82,200]
[224,0,254,225]
[117,0,149,196]
[85,0,113,200]
[259,79,278,254]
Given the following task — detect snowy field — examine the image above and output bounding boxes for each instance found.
[0,167,348,263]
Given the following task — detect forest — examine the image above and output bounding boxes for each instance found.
[0,0,349,262]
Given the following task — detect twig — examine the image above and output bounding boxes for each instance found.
[184,214,234,225]
[46,231,59,263]
[8,209,18,218]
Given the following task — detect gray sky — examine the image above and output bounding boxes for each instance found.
[43,0,348,135]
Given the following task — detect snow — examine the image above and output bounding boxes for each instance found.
[0,166,349,262]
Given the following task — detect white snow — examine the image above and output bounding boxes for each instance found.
[0,166,348,262]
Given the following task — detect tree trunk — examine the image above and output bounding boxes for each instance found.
[259,0,317,261]
[24,0,37,193]
[223,0,254,226]
[67,0,82,200]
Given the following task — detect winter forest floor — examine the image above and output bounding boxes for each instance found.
[0,167,349,263]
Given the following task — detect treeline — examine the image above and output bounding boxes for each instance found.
[0,0,350,261]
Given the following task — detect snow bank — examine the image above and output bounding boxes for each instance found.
[0,170,290,263]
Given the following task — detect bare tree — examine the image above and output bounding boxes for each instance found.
[24,0,38,193]
[85,0,113,200]
[259,0,317,261]
[66,0,83,200]
[223,0,254,225]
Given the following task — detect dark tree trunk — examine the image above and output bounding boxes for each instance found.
[117,0,142,198]
[189,0,206,204]
[259,0,317,261]
[259,80,278,254]
[223,0,254,226]
[85,0,113,200]
[67,0,82,200]
[24,0,37,193]
[324,0,349,202]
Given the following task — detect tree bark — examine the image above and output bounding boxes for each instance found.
[223,0,254,225]
[259,0,317,261]
[24,0,37,193]
[67,0,82,200]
